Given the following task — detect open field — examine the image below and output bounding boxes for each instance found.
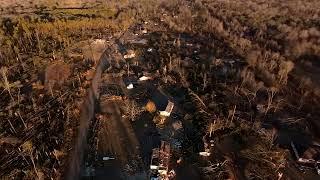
[0,0,320,179]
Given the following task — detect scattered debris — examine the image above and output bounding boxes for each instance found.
[124,164,134,173]
[291,141,300,160]
[142,29,148,34]
[200,161,227,174]
[139,75,152,81]
[298,158,317,164]
[95,114,104,120]
[53,149,65,160]
[199,151,211,157]
[127,83,134,89]
[32,81,45,90]
[316,163,320,175]
[150,141,172,179]
[84,69,95,80]
[171,139,182,149]
[168,170,176,179]
[84,167,95,177]
[172,121,183,130]
[256,104,265,114]
[291,141,320,174]
[129,39,148,45]
[229,60,236,64]
[92,39,106,45]
[124,50,136,59]
[159,101,174,117]
[278,172,283,180]
[3,1,319,179]
[102,157,115,161]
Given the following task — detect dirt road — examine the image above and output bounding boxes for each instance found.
[91,74,146,179]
